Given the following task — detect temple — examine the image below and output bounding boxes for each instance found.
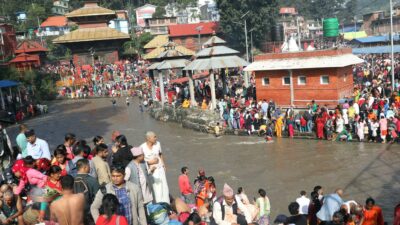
[53,0,130,65]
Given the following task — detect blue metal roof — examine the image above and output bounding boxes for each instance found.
[352,35,400,44]
[0,80,19,88]
[352,45,400,54]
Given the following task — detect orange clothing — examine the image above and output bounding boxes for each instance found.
[368,113,377,121]
[362,206,384,225]
[195,180,210,208]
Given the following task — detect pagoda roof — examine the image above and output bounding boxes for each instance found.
[144,45,194,60]
[66,4,115,18]
[53,27,130,43]
[9,53,40,63]
[144,35,169,49]
[15,40,48,54]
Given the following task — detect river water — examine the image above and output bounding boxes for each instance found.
[7,98,400,221]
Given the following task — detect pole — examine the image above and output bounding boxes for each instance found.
[297,16,301,50]
[390,0,395,90]
[354,16,357,39]
[0,88,5,110]
[289,70,294,106]
[159,70,166,107]
[250,31,254,62]
[244,19,249,87]
[198,32,201,51]
[209,70,217,110]
[244,19,249,62]
[189,71,195,107]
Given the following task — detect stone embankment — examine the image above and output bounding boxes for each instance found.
[149,102,220,134]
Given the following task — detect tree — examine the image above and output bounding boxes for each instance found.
[153,6,167,18]
[337,0,358,24]
[123,32,153,56]
[26,4,47,30]
[216,0,278,51]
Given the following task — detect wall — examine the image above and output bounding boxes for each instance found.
[255,66,354,107]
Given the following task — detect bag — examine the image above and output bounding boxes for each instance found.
[147,203,170,225]
[73,176,93,213]
[68,160,77,177]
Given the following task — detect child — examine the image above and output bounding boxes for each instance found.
[215,122,221,137]
[370,119,379,143]
[12,157,47,195]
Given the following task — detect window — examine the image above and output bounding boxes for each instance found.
[262,77,270,86]
[282,76,290,85]
[298,76,306,85]
[343,73,347,82]
[320,75,329,84]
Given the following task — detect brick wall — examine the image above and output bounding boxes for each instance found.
[255,66,354,107]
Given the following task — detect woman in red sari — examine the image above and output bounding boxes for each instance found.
[316,114,325,139]
[51,145,70,176]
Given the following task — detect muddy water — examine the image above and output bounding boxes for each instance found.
[7,98,400,221]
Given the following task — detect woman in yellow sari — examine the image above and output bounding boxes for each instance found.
[275,116,283,137]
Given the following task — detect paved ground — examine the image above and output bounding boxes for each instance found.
[6,98,400,222]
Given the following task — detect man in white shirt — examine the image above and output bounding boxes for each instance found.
[296,190,311,215]
[25,129,51,160]
[213,183,251,225]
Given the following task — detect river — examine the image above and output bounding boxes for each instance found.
[6,98,400,221]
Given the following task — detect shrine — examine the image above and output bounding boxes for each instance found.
[53,0,130,65]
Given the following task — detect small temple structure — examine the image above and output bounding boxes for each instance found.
[9,40,47,72]
[53,0,130,65]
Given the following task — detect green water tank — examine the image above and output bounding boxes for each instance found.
[323,18,339,38]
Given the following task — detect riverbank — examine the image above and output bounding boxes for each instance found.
[148,102,400,144]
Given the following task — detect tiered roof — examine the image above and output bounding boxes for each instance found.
[53,27,129,43]
[15,40,48,54]
[66,4,115,18]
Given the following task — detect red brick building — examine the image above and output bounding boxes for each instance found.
[0,24,17,61]
[245,48,363,108]
[168,21,219,51]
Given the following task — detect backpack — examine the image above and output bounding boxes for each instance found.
[73,176,93,213]
[68,160,77,177]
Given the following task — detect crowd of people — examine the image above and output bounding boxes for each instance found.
[44,61,151,99]
[0,123,398,225]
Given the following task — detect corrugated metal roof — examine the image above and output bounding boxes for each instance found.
[148,62,160,70]
[144,46,194,60]
[244,54,364,71]
[168,22,218,37]
[53,27,130,43]
[144,35,169,49]
[203,36,226,46]
[157,59,190,70]
[196,46,239,57]
[352,35,400,44]
[352,45,400,54]
[184,55,249,70]
[41,16,67,27]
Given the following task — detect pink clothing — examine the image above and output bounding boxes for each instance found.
[379,118,388,131]
[178,174,193,195]
[14,168,48,195]
[65,145,74,159]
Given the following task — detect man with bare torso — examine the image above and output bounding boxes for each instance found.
[50,175,85,225]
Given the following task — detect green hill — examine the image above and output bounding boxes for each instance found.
[357,0,400,16]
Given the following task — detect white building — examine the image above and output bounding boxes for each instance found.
[52,0,70,15]
[38,16,70,37]
[109,10,130,34]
